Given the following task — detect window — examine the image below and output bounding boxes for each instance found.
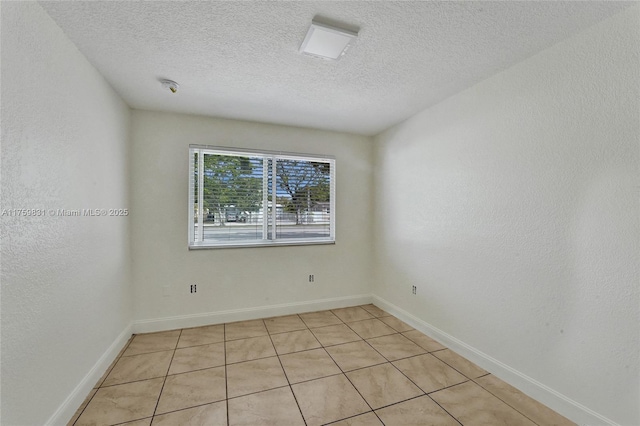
[189,145,335,248]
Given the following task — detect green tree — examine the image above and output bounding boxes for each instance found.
[199,155,262,223]
[276,160,330,224]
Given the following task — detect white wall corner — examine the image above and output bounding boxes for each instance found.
[133,294,373,334]
[45,323,134,426]
[371,295,621,426]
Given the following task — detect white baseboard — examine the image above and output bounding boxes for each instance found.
[46,322,133,426]
[133,294,372,334]
[371,295,618,426]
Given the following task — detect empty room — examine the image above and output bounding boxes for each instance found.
[1,1,638,425]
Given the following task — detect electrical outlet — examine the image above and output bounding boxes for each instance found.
[411,285,417,295]
[190,284,197,293]
[309,274,314,283]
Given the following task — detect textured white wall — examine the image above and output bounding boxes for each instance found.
[373,6,639,425]
[130,111,373,323]
[1,3,133,425]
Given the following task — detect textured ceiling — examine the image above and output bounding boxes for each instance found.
[40,1,630,136]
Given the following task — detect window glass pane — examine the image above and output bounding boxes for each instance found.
[275,159,331,240]
[201,154,264,243]
[192,151,198,242]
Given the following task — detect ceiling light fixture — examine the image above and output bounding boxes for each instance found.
[299,21,358,60]
[159,79,179,93]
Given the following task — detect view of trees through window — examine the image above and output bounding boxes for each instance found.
[275,160,331,225]
[189,147,335,247]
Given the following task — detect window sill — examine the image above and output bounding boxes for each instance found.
[188,239,335,250]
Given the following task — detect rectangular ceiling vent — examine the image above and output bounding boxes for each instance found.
[299,21,358,61]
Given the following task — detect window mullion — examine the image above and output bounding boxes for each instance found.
[197,150,204,242]
[271,156,277,241]
[330,159,336,240]
[188,149,195,245]
[262,157,268,240]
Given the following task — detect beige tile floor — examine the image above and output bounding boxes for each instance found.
[69,305,576,426]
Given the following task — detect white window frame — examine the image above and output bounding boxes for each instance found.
[188,145,336,249]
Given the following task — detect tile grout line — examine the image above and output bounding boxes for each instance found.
[367,338,465,426]
[143,400,225,419]
[426,393,464,426]
[320,331,387,425]
[417,376,470,425]
[370,343,465,424]
[424,379,472,396]
[430,350,487,383]
[339,365,385,425]
[98,375,171,389]
[263,318,309,426]
[281,369,343,389]
[425,380,475,426]
[401,331,448,353]
[322,411,380,425]
[149,329,182,422]
[375,392,436,411]
[334,331,462,424]
[470,375,548,426]
[119,348,177,358]
[341,315,396,341]
[224,323,229,426]
[355,337,419,425]
[72,334,136,425]
[337,320,460,425]
[299,310,344,329]
[102,335,135,381]
[71,389,98,426]
[226,384,292,402]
